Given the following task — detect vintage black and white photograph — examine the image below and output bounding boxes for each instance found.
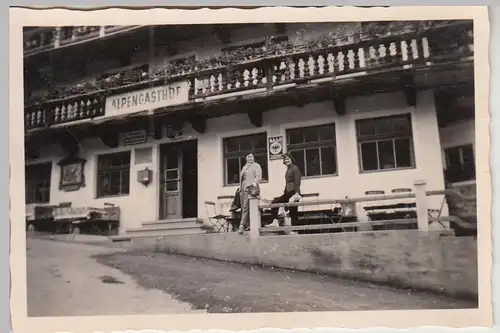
[10,6,492,333]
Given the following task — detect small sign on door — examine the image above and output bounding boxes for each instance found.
[268,136,284,160]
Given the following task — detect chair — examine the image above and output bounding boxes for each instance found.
[204,201,231,232]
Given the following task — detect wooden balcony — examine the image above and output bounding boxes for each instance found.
[23,25,143,56]
[24,21,473,132]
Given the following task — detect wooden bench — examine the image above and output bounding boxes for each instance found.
[362,188,417,230]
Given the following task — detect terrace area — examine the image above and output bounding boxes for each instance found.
[24,21,473,132]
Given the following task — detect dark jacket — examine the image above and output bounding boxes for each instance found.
[284,164,302,194]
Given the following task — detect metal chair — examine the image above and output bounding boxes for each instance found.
[204,201,231,232]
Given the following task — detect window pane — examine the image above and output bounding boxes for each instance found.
[358,119,376,137]
[166,180,178,191]
[375,118,392,135]
[254,154,268,181]
[287,129,303,145]
[109,172,122,195]
[239,136,253,151]
[226,158,240,185]
[225,137,239,153]
[378,140,395,169]
[289,150,305,175]
[320,146,336,175]
[360,142,378,171]
[166,169,178,180]
[392,116,411,134]
[305,148,321,177]
[304,127,319,143]
[239,156,246,169]
[254,135,267,150]
[25,164,51,203]
[462,145,474,164]
[394,138,412,168]
[318,125,335,141]
[109,154,123,167]
[166,152,178,169]
[99,173,110,196]
[121,152,131,165]
[446,147,461,169]
[121,170,130,194]
[98,157,110,168]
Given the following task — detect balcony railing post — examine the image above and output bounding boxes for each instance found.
[414,180,429,231]
[354,201,371,231]
[54,27,61,48]
[249,197,261,239]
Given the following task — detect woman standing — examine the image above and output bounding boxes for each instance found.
[267,153,302,227]
[238,152,263,234]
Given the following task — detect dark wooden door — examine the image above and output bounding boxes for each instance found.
[159,144,183,220]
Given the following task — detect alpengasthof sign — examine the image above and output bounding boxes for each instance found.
[104,81,189,117]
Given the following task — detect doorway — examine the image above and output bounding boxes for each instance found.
[159,140,198,220]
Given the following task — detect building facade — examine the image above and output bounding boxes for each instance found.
[23,22,475,234]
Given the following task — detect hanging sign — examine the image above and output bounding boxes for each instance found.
[268,136,284,160]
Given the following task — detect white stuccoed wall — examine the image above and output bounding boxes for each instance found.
[26,90,448,231]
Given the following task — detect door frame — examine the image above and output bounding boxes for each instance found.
[157,139,198,220]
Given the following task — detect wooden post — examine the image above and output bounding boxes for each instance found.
[54,27,61,48]
[249,197,261,239]
[414,180,429,231]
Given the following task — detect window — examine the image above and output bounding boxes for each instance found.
[356,114,415,172]
[286,124,338,177]
[223,133,268,186]
[25,163,52,204]
[97,151,131,197]
[444,144,475,183]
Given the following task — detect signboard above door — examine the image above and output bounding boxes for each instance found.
[104,81,189,118]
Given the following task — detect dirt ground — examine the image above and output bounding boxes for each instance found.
[95,250,477,313]
[26,238,205,317]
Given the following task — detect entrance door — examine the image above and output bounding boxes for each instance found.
[160,144,183,220]
[159,140,198,220]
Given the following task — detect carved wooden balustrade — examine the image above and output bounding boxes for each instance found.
[189,23,473,98]
[25,95,106,130]
[24,22,473,131]
[59,26,101,46]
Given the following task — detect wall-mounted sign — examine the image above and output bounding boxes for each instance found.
[268,136,284,160]
[57,156,87,192]
[124,130,147,146]
[105,81,189,117]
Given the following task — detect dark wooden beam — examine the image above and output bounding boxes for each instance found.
[190,115,207,134]
[151,118,164,140]
[247,109,263,127]
[403,75,417,108]
[57,130,81,155]
[93,125,119,148]
[333,96,346,116]
[331,88,346,116]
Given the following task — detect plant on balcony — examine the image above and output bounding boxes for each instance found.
[25,20,458,106]
[73,26,100,37]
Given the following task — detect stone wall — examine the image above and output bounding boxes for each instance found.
[154,230,478,299]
